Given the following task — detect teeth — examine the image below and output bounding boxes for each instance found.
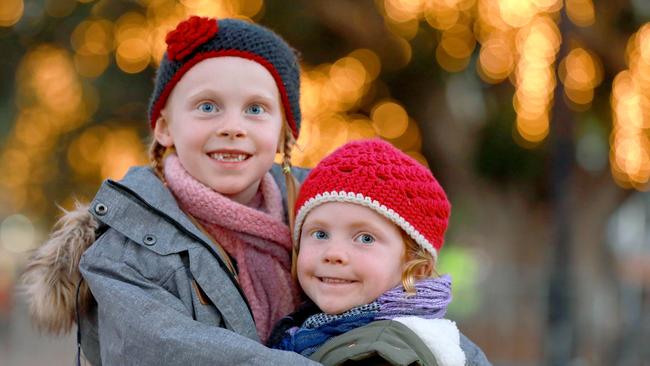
[210,153,248,162]
[320,277,354,284]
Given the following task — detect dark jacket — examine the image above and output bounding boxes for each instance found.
[269,302,492,366]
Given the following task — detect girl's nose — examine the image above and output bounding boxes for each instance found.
[217,114,247,139]
[322,244,348,265]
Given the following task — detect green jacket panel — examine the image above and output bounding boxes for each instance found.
[310,320,439,366]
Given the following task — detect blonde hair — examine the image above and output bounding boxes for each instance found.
[148,139,167,181]
[401,232,437,295]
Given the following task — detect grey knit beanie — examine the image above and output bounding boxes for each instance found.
[148,16,301,138]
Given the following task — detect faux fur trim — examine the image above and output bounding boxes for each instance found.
[19,201,98,334]
[394,316,466,366]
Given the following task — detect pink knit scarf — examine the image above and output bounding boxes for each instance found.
[163,154,299,342]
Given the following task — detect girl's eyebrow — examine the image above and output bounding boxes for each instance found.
[185,89,277,103]
[302,219,329,230]
[245,90,277,101]
[186,89,220,102]
[346,220,385,234]
[303,218,386,234]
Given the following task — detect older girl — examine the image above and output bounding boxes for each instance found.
[23,16,319,366]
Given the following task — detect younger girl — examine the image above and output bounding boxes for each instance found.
[22,16,319,365]
[269,139,491,366]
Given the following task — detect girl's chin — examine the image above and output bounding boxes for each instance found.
[207,183,260,204]
[202,178,253,195]
[317,302,358,315]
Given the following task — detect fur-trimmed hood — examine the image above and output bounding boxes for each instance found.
[20,202,99,335]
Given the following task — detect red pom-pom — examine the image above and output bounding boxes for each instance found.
[165,16,218,61]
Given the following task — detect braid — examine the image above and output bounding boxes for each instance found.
[280,126,300,279]
[282,127,295,172]
[148,139,167,181]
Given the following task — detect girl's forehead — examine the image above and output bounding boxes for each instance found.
[175,56,280,95]
[304,202,401,232]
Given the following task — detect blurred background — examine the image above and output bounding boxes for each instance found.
[0,0,649,365]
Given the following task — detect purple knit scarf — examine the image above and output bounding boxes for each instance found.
[376,274,452,320]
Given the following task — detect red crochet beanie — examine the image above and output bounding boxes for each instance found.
[294,139,451,259]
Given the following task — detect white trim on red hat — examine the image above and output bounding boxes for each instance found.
[293,190,438,260]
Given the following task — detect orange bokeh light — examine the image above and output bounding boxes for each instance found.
[610,23,650,189]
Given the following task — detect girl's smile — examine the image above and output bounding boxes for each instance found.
[208,149,252,164]
[317,276,357,284]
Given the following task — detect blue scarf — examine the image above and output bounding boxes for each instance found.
[274,275,452,357]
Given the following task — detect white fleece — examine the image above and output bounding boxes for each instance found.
[394,316,466,366]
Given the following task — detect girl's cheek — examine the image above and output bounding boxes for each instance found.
[297,247,316,266]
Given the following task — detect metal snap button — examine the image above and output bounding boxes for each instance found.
[143,234,157,246]
[94,203,108,216]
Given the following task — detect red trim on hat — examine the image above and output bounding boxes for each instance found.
[150,50,299,139]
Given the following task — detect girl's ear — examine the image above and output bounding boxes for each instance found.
[154,115,174,147]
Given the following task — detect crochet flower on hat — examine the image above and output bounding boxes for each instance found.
[165,16,218,61]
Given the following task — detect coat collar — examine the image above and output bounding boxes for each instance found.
[88,166,216,255]
[117,166,216,248]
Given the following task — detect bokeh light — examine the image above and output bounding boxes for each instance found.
[499,0,537,28]
[291,45,422,167]
[424,3,459,31]
[377,0,599,146]
[371,100,409,139]
[71,19,113,78]
[611,23,650,189]
[478,36,516,83]
[566,0,595,27]
[559,47,602,110]
[0,0,24,27]
[0,215,36,254]
[511,17,560,143]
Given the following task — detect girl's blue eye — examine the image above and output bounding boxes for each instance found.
[246,104,265,115]
[198,102,217,113]
[355,234,375,245]
[311,230,329,240]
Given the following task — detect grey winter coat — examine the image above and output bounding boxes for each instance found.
[77,165,319,365]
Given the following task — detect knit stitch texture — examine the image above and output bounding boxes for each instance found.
[376,275,452,320]
[163,154,299,342]
[149,17,301,138]
[294,139,451,258]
